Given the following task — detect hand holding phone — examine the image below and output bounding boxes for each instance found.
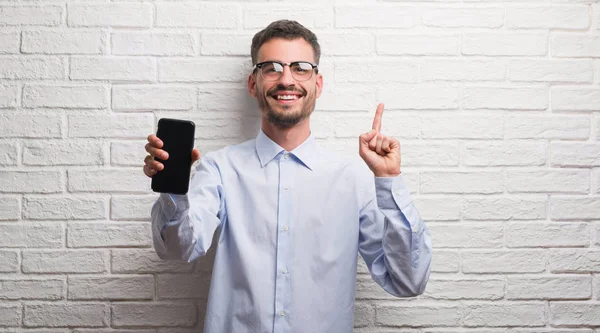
[145,118,198,194]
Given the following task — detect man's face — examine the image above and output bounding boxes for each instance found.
[248,38,323,129]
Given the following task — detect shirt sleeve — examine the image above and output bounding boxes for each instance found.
[151,154,225,262]
[357,174,432,297]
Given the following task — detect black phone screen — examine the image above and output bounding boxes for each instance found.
[151,118,195,194]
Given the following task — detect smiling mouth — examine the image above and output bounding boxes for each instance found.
[275,94,300,100]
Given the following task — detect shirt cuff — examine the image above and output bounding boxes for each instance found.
[158,193,189,227]
[375,174,413,211]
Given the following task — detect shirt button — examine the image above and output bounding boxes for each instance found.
[167,201,173,206]
[283,154,289,159]
[394,190,402,195]
[284,185,290,190]
[283,225,289,231]
[282,268,288,274]
[279,310,285,316]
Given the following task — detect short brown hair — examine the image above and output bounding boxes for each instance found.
[250,20,321,65]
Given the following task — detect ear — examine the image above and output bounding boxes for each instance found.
[315,73,323,98]
[248,73,257,97]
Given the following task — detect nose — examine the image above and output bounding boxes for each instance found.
[277,65,295,86]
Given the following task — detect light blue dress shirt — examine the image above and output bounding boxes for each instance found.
[151,129,431,333]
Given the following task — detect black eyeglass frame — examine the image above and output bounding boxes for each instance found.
[253,61,319,82]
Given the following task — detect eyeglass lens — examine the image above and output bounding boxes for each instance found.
[260,62,314,81]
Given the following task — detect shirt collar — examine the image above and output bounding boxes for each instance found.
[255,129,317,171]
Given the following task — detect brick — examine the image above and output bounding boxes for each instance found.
[23,196,106,220]
[69,114,153,138]
[462,141,546,166]
[72,330,154,333]
[159,58,248,83]
[244,5,332,29]
[463,86,548,110]
[112,303,197,327]
[423,7,503,27]
[110,195,157,220]
[0,223,62,248]
[22,250,108,273]
[595,274,600,299]
[24,140,103,166]
[0,32,20,53]
[549,249,600,273]
[507,275,591,300]
[507,222,589,248]
[112,32,196,56]
[355,275,396,300]
[71,57,155,81]
[431,250,459,273]
[552,87,600,112]
[595,116,600,139]
[378,86,460,110]
[157,274,210,299]
[354,302,374,328]
[68,276,153,300]
[336,5,418,28]
[507,5,589,29]
[337,59,418,83]
[319,33,374,56]
[551,143,600,167]
[24,303,108,327]
[422,115,503,139]
[428,223,503,248]
[552,196,600,220]
[197,86,255,113]
[110,140,146,167]
[0,250,19,273]
[112,249,194,273]
[509,330,593,333]
[595,169,600,194]
[0,304,21,326]
[423,60,505,82]
[0,57,64,80]
[0,141,18,166]
[507,169,589,194]
[509,60,593,83]
[112,85,195,111]
[68,169,149,193]
[424,278,504,300]
[551,302,600,326]
[184,117,244,140]
[157,3,238,28]
[413,197,460,221]
[23,85,108,109]
[0,113,61,138]
[505,115,590,140]
[377,34,459,55]
[421,172,503,194]
[0,5,61,26]
[375,304,460,327]
[200,33,250,56]
[553,34,600,58]
[463,250,546,273]
[68,222,151,248]
[0,196,19,220]
[463,33,547,56]
[464,303,545,327]
[317,85,376,112]
[595,3,600,30]
[0,85,18,108]
[0,278,64,300]
[68,4,152,28]
[22,30,104,54]
[463,197,546,221]
[402,142,459,167]
[0,171,62,193]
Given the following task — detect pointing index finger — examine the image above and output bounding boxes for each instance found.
[372,103,385,132]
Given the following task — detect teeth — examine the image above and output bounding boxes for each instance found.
[276,95,298,100]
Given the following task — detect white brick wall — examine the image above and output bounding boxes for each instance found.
[0,0,599,331]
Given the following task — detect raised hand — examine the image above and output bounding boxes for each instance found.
[143,134,201,177]
[358,103,401,178]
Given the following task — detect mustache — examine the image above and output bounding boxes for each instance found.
[267,84,306,97]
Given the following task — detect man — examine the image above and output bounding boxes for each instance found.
[144,20,431,333]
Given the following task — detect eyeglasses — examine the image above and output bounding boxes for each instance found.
[254,61,318,82]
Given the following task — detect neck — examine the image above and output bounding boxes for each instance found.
[261,117,311,152]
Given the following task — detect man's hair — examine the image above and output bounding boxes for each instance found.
[250,20,321,65]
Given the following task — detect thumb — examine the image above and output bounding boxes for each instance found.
[360,129,377,144]
[191,148,201,163]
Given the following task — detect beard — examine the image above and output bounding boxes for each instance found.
[256,84,316,129]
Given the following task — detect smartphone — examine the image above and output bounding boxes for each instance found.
[151,118,195,194]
